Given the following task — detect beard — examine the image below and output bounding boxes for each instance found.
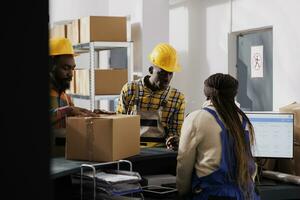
[51,70,72,92]
[158,80,170,90]
[57,79,71,91]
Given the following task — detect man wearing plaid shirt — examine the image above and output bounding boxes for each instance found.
[117,43,185,150]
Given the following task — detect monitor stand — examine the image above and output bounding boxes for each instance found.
[255,158,277,186]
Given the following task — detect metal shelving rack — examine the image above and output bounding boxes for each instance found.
[72,41,134,111]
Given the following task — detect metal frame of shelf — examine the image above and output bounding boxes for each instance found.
[80,160,144,200]
[69,94,119,101]
[74,41,133,50]
[73,41,134,111]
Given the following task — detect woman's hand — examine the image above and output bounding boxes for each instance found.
[166,136,179,151]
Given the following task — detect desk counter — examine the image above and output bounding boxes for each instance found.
[51,147,177,179]
[51,148,300,200]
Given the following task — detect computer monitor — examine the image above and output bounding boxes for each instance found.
[245,112,294,158]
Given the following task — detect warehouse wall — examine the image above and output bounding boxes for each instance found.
[231,0,300,110]
[109,0,169,76]
[169,0,230,114]
[108,0,143,73]
[142,0,169,76]
[170,0,300,114]
[49,0,108,24]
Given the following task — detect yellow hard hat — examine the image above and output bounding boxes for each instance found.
[148,43,181,72]
[49,37,77,56]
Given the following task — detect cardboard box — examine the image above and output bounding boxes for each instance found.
[67,19,80,45]
[50,24,67,38]
[94,69,127,94]
[66,114,140,162]
[66,70,76,94]
[279,102,300,176]
[74,69,89,95]
[80,16,127,43]
[264,102,300,176]
[75,69,127,95]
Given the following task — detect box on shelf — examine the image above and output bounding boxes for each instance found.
[66,114,140,162]
[80,16,127,43]
[74,69,88,95]
[66,70,76,94]
[75,69,127,95]
[50,24,67,38]
[67,19,80,45]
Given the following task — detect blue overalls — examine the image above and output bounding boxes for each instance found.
[191,107,260,200]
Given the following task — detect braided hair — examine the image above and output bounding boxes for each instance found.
[204,73,255,198]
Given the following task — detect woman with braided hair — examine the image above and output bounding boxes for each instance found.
[176,73,260,200]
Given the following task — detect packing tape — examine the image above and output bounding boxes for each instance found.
[86,118,95,161]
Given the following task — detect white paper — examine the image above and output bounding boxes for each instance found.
[94,172,139,183]
[251,45,264,78]
[97,173,139,183]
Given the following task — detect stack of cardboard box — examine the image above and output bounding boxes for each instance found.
[50,16,129,96]
[50,16,127,44]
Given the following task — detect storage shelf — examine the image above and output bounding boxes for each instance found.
[71,40,133,110]
[73,41,133,53]
[69,94,119,101]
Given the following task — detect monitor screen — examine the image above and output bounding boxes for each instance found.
[245,112,294,158]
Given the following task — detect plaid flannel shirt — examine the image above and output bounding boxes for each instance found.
[117,77,185,141]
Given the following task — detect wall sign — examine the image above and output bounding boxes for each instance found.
[251,45,264,78]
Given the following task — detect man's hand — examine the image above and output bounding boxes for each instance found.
[68,106,98,117]
[166,136,179,151]
[93,109,116,115]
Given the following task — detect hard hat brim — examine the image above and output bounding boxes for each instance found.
[148,54,181,72]
[49,52,79,57]
[49,38,79,57]
[160,64,181,72]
